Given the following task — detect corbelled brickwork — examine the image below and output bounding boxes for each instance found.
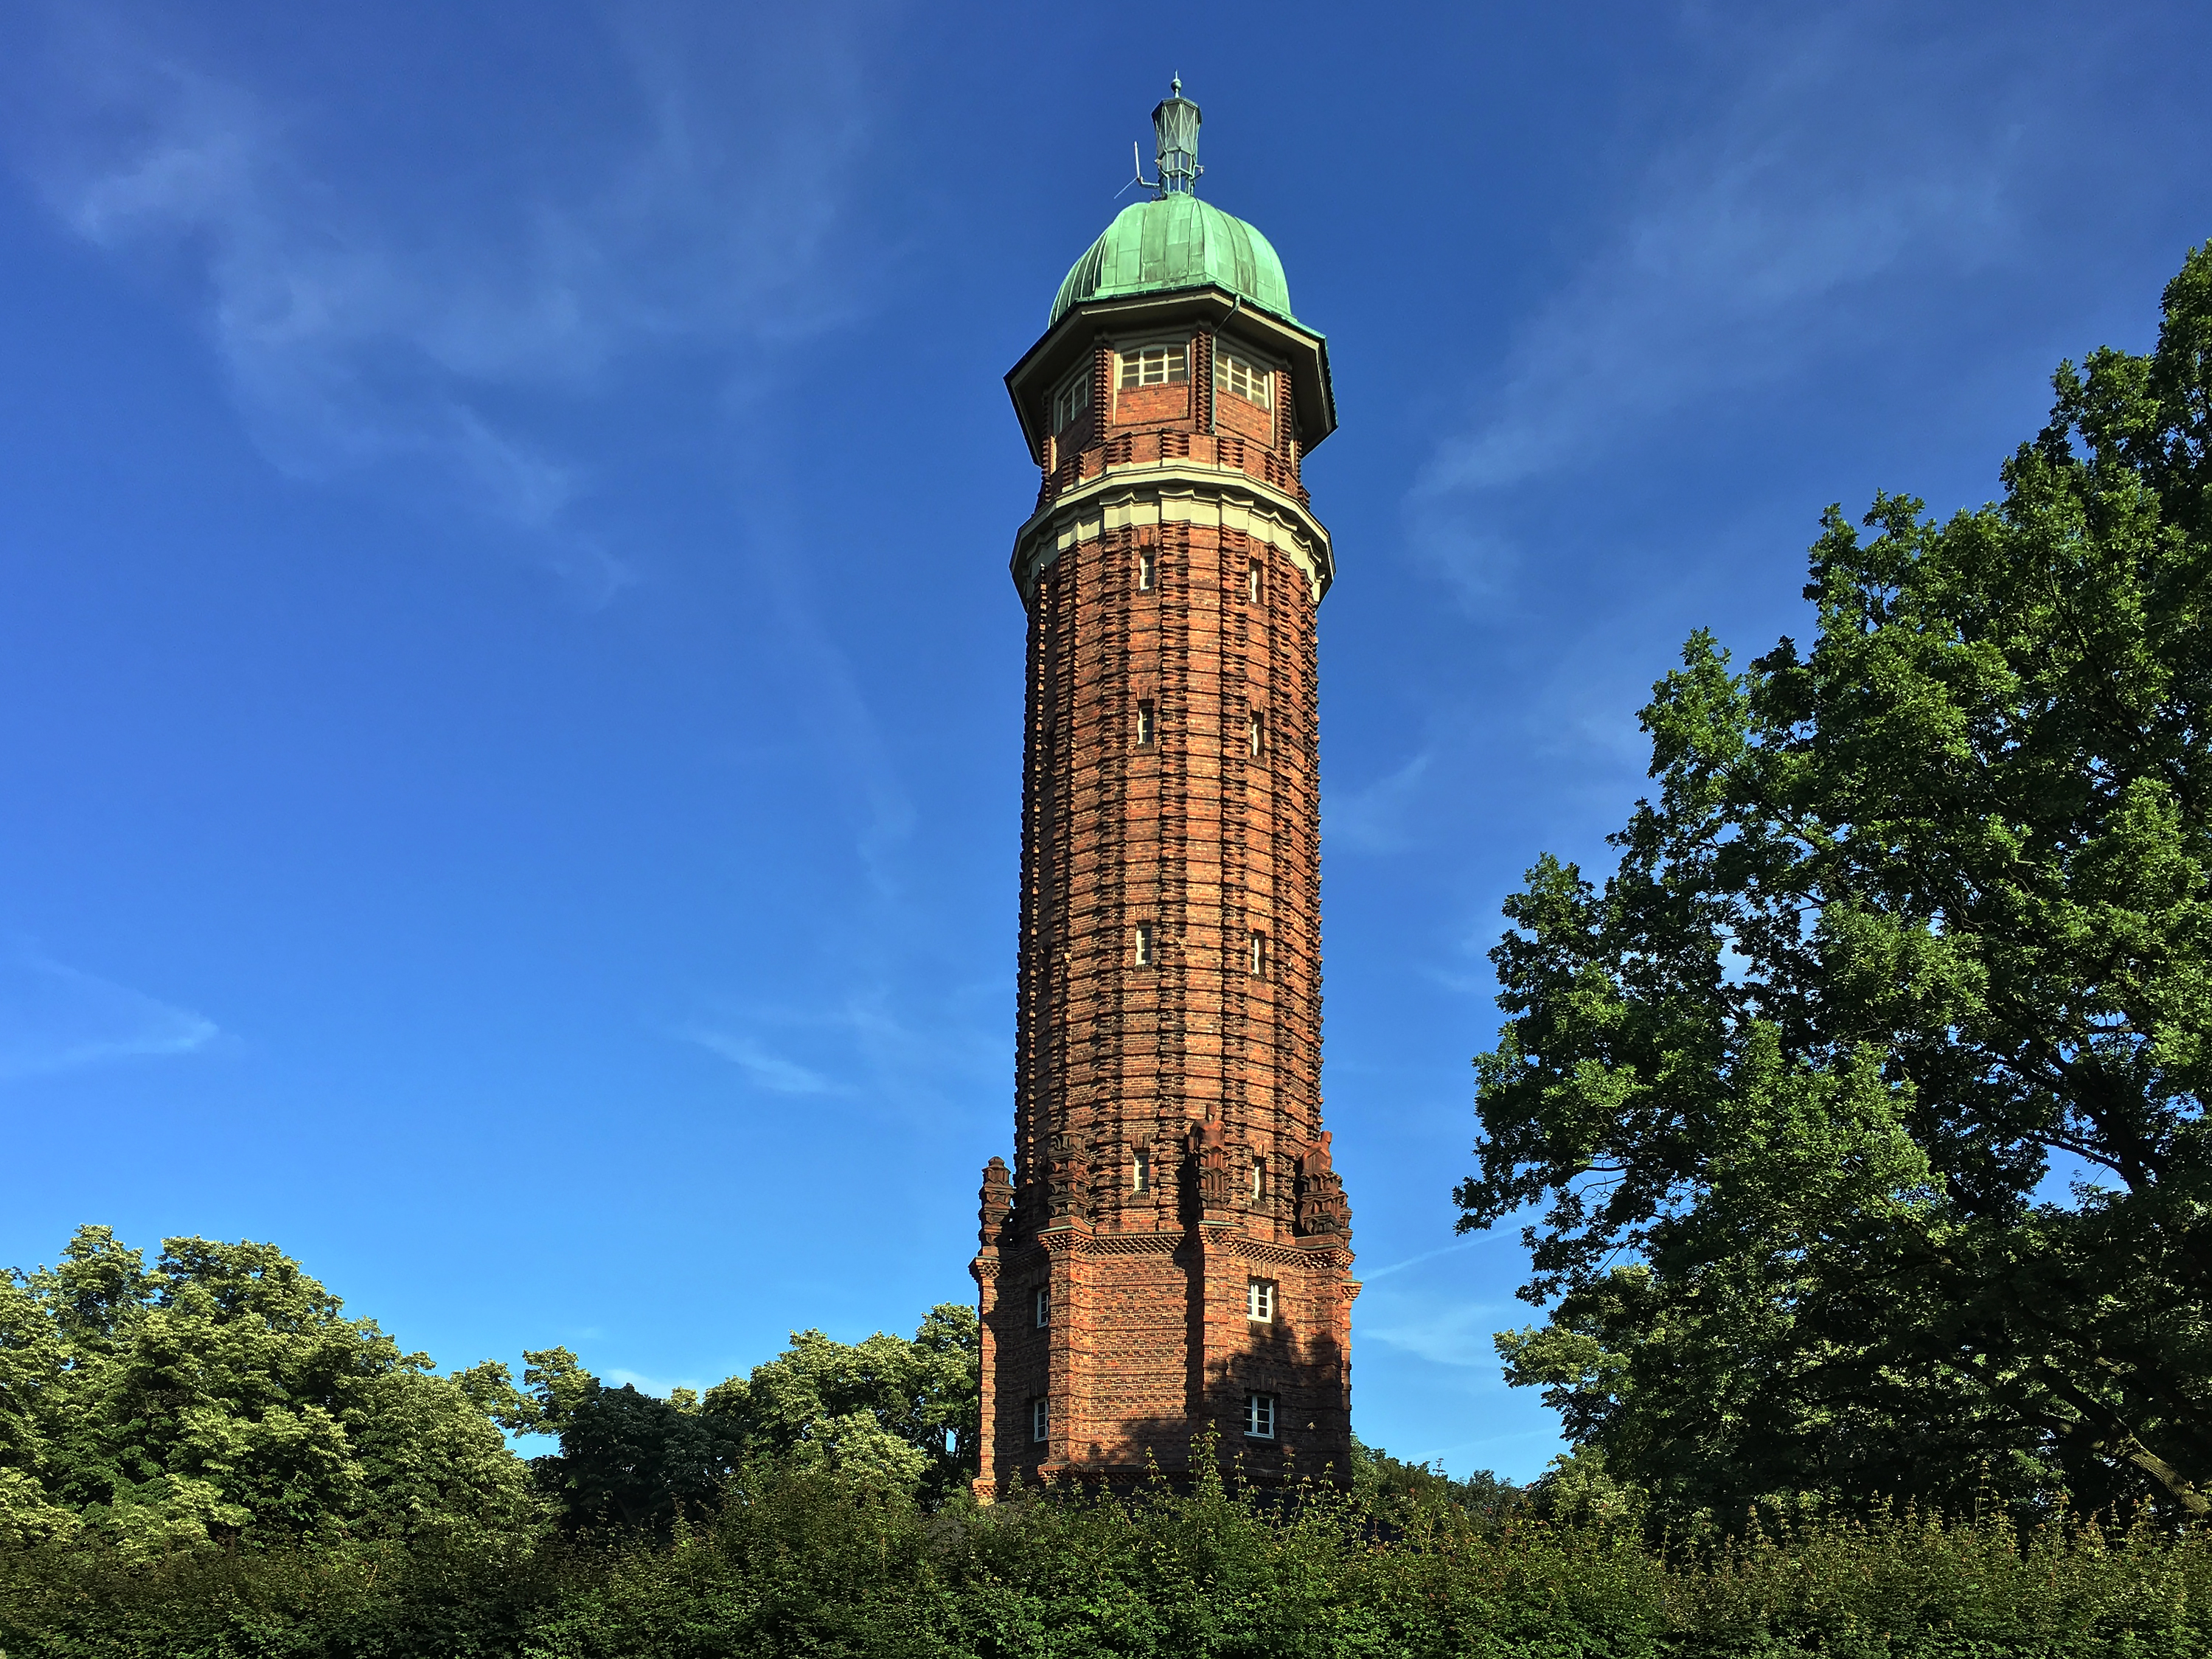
[975,253,1354,1492]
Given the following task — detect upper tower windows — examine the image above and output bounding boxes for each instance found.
[1119,344,1189,388]
[1050,370,1091,433]
[1216,350,1272,409]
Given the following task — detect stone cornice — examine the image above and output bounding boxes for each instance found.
[1009,459,1336,605]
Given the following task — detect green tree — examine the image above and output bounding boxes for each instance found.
[703,1302,980,1501]
[497,1303,983,1527]
[0,1227,540,1551]
[1457,245,2212,1522]
[487,1347,748,1533]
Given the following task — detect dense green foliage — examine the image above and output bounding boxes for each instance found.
[0,1227,979,1550]
[1458,244,2212,1523]
[0,1227,535,1554]
[473,1304,981,1530]
[6,1460,2211,1657]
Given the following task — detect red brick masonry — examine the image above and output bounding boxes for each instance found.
[976,306,1354,1495]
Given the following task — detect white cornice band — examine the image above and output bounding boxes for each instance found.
[1010,459,1337,606]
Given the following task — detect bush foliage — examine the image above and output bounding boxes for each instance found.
[4,1460,2211,1657]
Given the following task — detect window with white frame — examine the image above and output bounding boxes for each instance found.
[1244,1391,1276,1438]
[1214,350,1272,408]
[1248,709,1265,758]
[1138,549,1155,592]
[1133,1149,1150,1193]
[1051,370,1091,433]
[1250,1157,1267,1203]
[1248,1278,1275,1322]
[1250,930,1267,977]
[1032,1397,1050,1441]
[1119,344,1189,388]
[1135,699,1155,747]
[1134,922,1154,966]
[1033,1285,1051,1327]
[1248,558,1264,605]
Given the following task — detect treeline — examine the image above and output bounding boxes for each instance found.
[0,1225,979,1551]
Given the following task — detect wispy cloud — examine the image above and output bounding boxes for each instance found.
[1326,749,1433,855]
[1362,1298,1510,1370]
[10,4,882,597]
[1361,1236,1487,1283]
[1410,12,2035,599]
[678,1024,838,1096]
[675,984,1002,1116]
[0,947,218,1081]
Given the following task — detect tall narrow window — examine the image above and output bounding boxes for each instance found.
[1133,1150,1150,1193]
[1134,922,1153,967]
[1119,344,1189,387]
[1250,931,1267,977]
[1032,1397,1050,1442]
[1248,558,1264,605]
[1051,370,1091,432]
[1033,1286,1051,1328]
[1135,699,1155,748]
[1247,1279,1276,1321]
[1138,549,1155,592]
[1250,1157,1267,1202]
[1248,709,1265,758]
[1244,1392,1276,1439]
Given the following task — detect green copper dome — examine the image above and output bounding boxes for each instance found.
[1049,193,1295,328]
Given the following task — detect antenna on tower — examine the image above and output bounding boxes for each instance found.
[1117,138,1156,199]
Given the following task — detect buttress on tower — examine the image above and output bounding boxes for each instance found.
[973,84,1354,1494]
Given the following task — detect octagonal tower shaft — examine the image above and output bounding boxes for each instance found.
[974,271,1354,1494]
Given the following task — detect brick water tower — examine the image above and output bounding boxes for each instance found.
[973,82,1354,1494]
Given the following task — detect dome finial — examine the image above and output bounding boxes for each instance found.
[1152,79,1201,197]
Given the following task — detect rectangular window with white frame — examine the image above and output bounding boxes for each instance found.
[1138,549,1155,592]
[1119,344,1189,388]
[1135,699,1155,748]
[1248,558,1264,605]
[1244,1391,1276,1439]
[1134,922,1153,967]
[1133,1149,1150,1193]
[1250,930,1267,977]
[1247,1278,1275,1322]
[1033,1285,1050,1327]
[1032,1397,1049,1442]
[1248,709,1265,758]
[1214,349,1272,408]
[1051,370,1091,433]
[1250,1157,1267,1203]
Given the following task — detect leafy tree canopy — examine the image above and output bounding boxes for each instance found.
[0,1226,538,1553]
[476,1303,981,1528]
[1458,244,2212,1522]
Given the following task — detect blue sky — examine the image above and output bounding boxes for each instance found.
[2,1,2207,1481]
